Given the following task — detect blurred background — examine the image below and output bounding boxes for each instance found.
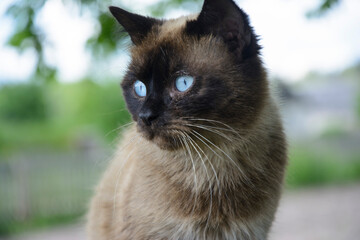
[0,0,359,239]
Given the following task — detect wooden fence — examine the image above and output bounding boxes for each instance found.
[0,147,109,235]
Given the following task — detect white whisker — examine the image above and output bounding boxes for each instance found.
[184,123,233,141]
[185,132,213,231]
[191,129,247,178]
[183,117,239,133]
[178,131,199,216]
[105,121,134,137]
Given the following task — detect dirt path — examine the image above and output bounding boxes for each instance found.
[270,183,360,240]
[5,183,360,240]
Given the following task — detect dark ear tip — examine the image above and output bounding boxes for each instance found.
[109,6,118,14]
[109,6,127,17]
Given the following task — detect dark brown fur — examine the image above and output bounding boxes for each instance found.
[87,0,287,239]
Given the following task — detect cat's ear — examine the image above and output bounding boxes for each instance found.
[186,0,259,59]
[109,6,160,45]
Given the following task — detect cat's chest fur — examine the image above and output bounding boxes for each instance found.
[88,108,286,240]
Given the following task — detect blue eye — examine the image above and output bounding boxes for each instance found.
[175,75,194,92]
[134,80,146,97]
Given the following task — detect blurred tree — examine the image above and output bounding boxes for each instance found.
[6,0,56,83]
[4,0,341,83]
[307,0,341,17]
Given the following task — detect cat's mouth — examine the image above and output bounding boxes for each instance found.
[137,123,188,150]
[137,119,236,151]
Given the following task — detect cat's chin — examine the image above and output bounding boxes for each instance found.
[139,129,181,151]
[152,135,182,151]
[144,136,179,151]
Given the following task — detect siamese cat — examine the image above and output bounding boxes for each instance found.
[87,0,287,239]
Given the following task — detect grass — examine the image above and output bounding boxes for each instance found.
[286,146,360,188]
[0,213,83,236]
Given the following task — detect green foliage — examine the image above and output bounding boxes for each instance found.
[0,84,47,122]
[5,0,57,83]
[4,0,118,82]
[0,81,131,150]
[87,12,125,56]
[307,0,341,18]
[149,0,201,16]
[49,80,130,135]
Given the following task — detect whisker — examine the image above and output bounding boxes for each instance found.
[184,117,249,142]
[188,136,220,194]
[183,117,239,133]
[174,132,188,174]
[99,107,129,116]
[191,129,255,193]
[189,123,258,172]
[189,123,238,134]
[188,134,221,219]
[105,121,134,137]
[184,123,233,141]
[185,132,213,231]
[177,131,199,216]
[191,130,247,178]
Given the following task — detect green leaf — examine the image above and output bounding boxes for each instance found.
[7,29,32,47]
[307,0,341,18]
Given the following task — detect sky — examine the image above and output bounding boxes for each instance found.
[0,0,360,82]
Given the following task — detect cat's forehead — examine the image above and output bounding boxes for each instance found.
[159,14,198,37]
[131,14,198,55]
[129,15,230,74]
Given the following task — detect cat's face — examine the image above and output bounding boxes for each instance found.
[110,0,268,150]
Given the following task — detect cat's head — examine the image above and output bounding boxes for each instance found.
[110,0,268,150]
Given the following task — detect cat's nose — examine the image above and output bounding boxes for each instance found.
[139,109,159,126]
